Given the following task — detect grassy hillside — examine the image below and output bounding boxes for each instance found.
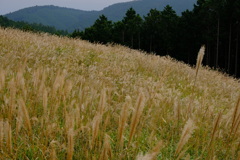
[0,28,239,159]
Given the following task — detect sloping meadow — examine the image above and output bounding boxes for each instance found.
[0,28,239,159]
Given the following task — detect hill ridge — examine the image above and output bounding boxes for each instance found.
[5,0,197,32]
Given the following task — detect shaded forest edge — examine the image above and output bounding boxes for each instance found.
[70,1,240,78]
[0,15,68,36]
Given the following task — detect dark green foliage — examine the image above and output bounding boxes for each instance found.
[121,8,143,48]
[142,9,162,52]
[112,21,125,44]
[177,10,199,64]
[189,0,240,77]
[81,15,113,44]
[70,29,82,38]
[157,5,179,55]
[0,15,68,35]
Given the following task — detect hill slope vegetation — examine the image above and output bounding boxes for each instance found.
[0,28,239,159]
[5,0,196,31]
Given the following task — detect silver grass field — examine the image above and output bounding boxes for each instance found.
[0,28,240,159]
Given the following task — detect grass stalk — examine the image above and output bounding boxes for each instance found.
[0,68,5,91]
[207,112,222,159]
[128,91,145,147]
[91,114,101,150]
[67,128,74,160]
[8,78,16,123]
[175,119,195,156]
[5,121,12,154]
[18,97,32,136]
[99,134,112,160]
[136,140,163,160]
[0,119,3,150]
[118,96,131,149]
[230,94,240,137]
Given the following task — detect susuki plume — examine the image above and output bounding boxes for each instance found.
[175,119,195,156]
[195,45,205,81]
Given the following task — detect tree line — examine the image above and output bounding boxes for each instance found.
[0,15,68,36]
[71,0,240,78]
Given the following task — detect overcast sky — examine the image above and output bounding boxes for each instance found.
[0,0,133,15]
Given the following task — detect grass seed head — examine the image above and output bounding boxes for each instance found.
[194,45,205,85]
[175,119,195,156]
[18,97,32,136]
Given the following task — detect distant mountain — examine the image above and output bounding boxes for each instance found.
[5,0,197,32]
[5,5,97,32]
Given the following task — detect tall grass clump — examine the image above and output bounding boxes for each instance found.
[175,118,195,159]
[117,96,131,149]
[0,28,239,159]
[128,91,146,147]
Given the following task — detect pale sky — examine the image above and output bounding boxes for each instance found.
[0,0,133,15]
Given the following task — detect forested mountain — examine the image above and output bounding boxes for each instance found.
[5,5,97,32]
[101,0,196,19]
[5,0,196,32]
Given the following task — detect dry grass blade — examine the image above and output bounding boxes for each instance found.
[91,114,101,149]
[128,91,146,147]
[67,128,74,160]
[16,105,23,136]
[50,140,58,160]
[136,140,164,160]
[117,96,131,149]
[176,147,190,160]
[4,121,12,153]
[231,95,240,137]
[237,151,240,160]
[90,89,107,149]
[18,97,32,136]
[207,112,222,159]
[175,119,195,156]
[43,88,48,120]
[8,78,16,122]
[184,154,191,160]
[0,119,3,150]
[98,89,107,115]
[0,68,5,91]
[99,134,112,160]
[50,147,57,160]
